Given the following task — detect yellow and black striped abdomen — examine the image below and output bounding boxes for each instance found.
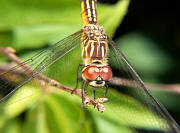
[81,0,98,26]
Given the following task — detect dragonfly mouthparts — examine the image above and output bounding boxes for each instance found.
[96,76,103,83]
[89,80,105,87]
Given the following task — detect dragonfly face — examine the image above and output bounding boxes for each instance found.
[82,65,112,87]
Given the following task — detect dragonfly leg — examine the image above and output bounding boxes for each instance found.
[93,87,96,100]
[82,80,88,105]
[84,82,88,95]
[71,63,84,94]
[104,83,109,97]
[81,81,85,104]
[93,87,96,108]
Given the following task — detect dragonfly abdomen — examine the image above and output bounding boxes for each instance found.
[81,0,98,26]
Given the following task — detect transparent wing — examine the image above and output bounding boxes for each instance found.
[0,30,83,102]
[105,37,180,133]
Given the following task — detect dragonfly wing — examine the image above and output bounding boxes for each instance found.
[107,37,180,133]
[0,30,83,102]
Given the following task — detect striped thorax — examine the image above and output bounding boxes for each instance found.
[82,24,108,66]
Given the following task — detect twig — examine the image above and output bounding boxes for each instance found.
[0,47,78,93]
[0,47,104,110]
[110,76,180,94]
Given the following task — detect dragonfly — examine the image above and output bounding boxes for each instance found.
[0,0,180,132]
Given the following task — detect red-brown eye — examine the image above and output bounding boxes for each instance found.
[99,66,112,81]
[82,66,100,81]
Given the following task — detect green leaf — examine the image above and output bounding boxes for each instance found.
[0,31,13,46]
[86,89,169,132]
[0,119,21,133]
[0,0,80,31]
[99,0,130,37]
[1,85,41,119]
[93,115,134,133]
[42,93,94,133]
[12,24,80,51]
[23,103,49,133]
[115,32,172,77]
[0,0,129,50]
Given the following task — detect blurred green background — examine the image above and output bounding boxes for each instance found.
[0,0,180,133]
[114,0,180,124]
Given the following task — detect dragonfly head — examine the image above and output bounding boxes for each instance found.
[82,65,112,87]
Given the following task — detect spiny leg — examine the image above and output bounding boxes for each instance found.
[82,80,89,105]
[93,87,96,108]
[93,87,96,100]
[71,63,84,94]
[81,80,85,104]
[75,63,84,89]
[104,83,109,97]
[84,81,88,95]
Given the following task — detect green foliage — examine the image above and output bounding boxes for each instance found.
[115,33,172,77]
[0,0,129,50]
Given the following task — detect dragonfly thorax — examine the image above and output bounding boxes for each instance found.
[82,24,108,66]
[83,24,107,40]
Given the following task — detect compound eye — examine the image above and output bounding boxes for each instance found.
[82,66,100,81]
[103,67,108,72]
[100,66,112,81]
